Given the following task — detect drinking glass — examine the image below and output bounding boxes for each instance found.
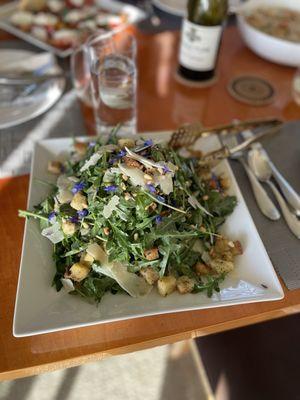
[71,36,97,134]
[87,31,137,136]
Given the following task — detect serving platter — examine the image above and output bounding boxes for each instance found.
[13,132,283,337]
[0,0,145,57]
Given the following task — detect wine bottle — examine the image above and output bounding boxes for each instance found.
[178,0,228,83]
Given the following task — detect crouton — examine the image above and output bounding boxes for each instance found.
[213,237,243,259]
[48,160,63,174]
[176,276,195,294]
[74,141,87,155]
[140,267,159,285]
[70,192,88,211]
[68,262,90,282]
[210,259,234,274]
[157,276,176,297]
[220,177,230,190]
[61,220,76,236]
[144,248,159,261]
[194,262,211,276]
[232,240,243,256]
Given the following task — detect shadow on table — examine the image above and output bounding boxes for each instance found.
[196,313,300,400]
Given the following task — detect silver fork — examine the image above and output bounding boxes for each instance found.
[221,133,280,220]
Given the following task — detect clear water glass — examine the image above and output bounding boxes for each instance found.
[87,31,137,136]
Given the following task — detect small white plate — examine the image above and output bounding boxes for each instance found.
[13,132,284,337]
[0,49,65,129]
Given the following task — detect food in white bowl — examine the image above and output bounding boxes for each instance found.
[245,7,300,43]
[237,0,300,67]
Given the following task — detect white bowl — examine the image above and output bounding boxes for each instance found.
[237,0,300,67]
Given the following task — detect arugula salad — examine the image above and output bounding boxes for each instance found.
[19,132,243,303]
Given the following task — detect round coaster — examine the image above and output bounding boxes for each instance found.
[175,71,218,88]
[228,76,275,106]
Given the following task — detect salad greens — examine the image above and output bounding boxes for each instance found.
[19,131,242,304]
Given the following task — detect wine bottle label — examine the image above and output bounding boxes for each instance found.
[179,20,222,71]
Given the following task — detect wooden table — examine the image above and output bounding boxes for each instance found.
[1,23,300,381]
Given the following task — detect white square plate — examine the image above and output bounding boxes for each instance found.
[13,132,284,337]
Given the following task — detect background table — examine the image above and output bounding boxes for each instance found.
[1,20,300,381]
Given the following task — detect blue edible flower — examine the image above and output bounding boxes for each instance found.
[117,150,126,158]
[69,215,78,224]
[155,215,163,224]
[71,181,85,194]
[211,173,221,190]
[77,209,88,218]
[162,165,170,174]
[89,141,96,148]
[104,185,118,192]
[156,195,165,203]
[48,211,56,221]
[144,139,153,147]
[146,184,156,194]
[109,157,116,165]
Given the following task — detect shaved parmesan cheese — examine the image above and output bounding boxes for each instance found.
[157,174,173,195]
[87,243,151,297]
[80,145,119,172]
[119,164,146,187]
[80,152,101,172]
[87,242,107,263]
[56,175,74,204]
[57,189,73,204]
[188,195,212,216]
[41,222,64,244]
[61,278,75,292]
[192,240,204,254]
[57,174,72,190]
[103,195,120,219]
[202,251,212,265]
[103,167,120,183]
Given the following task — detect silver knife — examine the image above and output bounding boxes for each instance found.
[241,129,300,216]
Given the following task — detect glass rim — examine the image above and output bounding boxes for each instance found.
[87,30,136,49]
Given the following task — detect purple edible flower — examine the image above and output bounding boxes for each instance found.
[146,184,156,194]
[155,215,163,224]
[144,139,153,147]
[162,165,170,174]
[77,209,88,218]
[211,173,221,190]
[109,157,117,165]
[89,141,96,148]
[156,195,165,203]
[104,185,118,192]
[48,211,56,221]
[117,150,126,158]
[71,181,85,194]
[69,215,79,224]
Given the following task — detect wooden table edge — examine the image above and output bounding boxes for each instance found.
[2,303,299,381]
